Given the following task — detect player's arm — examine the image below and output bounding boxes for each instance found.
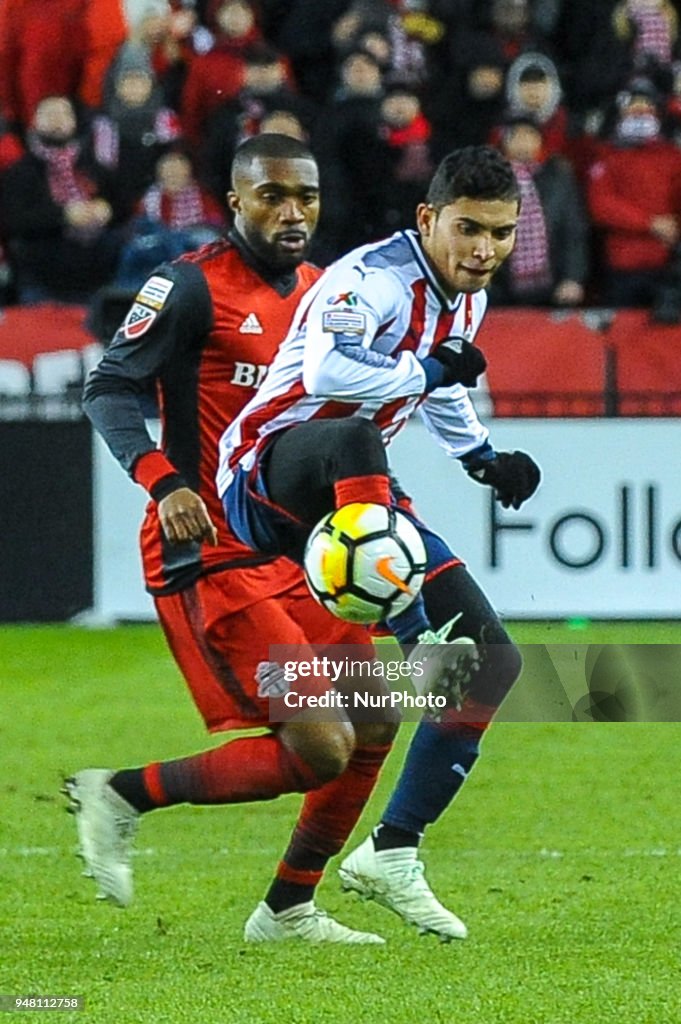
[83,263,218,545]
[300,267,483,402]
[420,291,540,509]
[420,393,540,509]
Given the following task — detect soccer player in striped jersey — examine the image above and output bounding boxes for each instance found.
[218,146,541,940]
[67,134,398,945]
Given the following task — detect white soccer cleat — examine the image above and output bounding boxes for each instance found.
[63,769,139,908]
[409,614,479,707]
[339,837,468,942]
[243,900,385,944]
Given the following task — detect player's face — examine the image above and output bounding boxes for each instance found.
[228,156,320,270]
[416,196,519,295]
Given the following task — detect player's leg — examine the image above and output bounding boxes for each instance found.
[339,536,522,940]
[65,577,356,910]
[378,563,521,841]
[246,584,398,943]
[263,418,392,525]
[250,418,432,639]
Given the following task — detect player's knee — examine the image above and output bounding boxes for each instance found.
[481,635,523,705]
[353,715,400,747]
[336,418,385,460]
[307,729,354,783]
[283,719,355,784]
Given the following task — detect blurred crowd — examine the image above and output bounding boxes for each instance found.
[2,0,681,321]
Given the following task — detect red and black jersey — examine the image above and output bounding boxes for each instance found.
[83,231,321,599]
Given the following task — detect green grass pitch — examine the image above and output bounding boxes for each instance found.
[1,622,680,1024]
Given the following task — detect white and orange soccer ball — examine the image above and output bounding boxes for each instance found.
[303,502,427,624]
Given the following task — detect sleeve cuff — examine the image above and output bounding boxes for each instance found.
[419,356,446,393]
[132,450,181,495]
[459,440,496,468]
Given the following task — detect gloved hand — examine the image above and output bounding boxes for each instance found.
[420,336,487,391]
[465,449,541,509]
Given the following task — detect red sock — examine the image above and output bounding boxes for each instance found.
[334,474,390,508]
[265,743,392,910]
[139,734,322,806]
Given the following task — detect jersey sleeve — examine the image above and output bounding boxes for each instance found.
[82,262,212,492]
[417,290,489,458]
[418,385,489,459]
[300,264,428,401]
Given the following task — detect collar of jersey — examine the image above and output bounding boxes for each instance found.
[402,229,463,313]
[228,227,299,295]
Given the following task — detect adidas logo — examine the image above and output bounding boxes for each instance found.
[239,313,263,334]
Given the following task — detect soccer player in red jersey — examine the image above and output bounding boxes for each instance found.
[68,134,397,944]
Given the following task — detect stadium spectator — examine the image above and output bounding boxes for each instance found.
[180,0,263,149]
[71,133,396,944]
[481,0,548,64]
[376,81,434,233]
[490,116,588,306]
[612,0,679,69]
[587,76,681,312]
[0,0,127,130]
[502,53,570,157]
[92,62,182,216]
[105,0,190,111]
[552,0,632,120]
[259,0,354,102]
[217,145,540,941]
[258,109,308,140]
[0,96,125,304]
[115,149,225,287]
[200,44,317,206]
[315,50,386,256]
[429,39,507,158]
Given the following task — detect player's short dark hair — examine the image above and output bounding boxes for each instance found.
[231,133,316,182]
[426,146,520,209]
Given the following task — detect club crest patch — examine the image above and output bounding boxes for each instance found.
[321,310,366,335]
[123,302,158,339]
[136,275,174,310]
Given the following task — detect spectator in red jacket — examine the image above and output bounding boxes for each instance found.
[587,76,681,308]
[180,0,262,149]
[0,0,127,130]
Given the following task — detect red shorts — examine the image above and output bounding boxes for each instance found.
[155,572,373,732]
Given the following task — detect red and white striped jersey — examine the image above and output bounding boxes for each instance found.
[217,229,490,498]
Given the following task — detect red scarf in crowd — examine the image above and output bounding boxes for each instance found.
[28,134,94,206]
[141,183,209,229]
[627,1,673,63]
[509,160,551,293]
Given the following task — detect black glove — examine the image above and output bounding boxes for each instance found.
[465,450,541,509]
[421,336,487,391]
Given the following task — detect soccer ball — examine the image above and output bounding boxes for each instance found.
[303,502,427,624]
